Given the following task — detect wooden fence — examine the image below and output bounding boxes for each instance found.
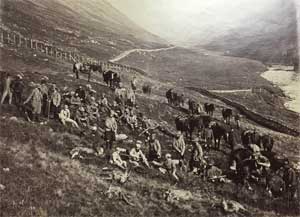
[0,27,147,75]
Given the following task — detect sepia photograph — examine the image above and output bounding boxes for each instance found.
[0,0,299,216]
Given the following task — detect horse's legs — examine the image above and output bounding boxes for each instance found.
[88,72,91,82]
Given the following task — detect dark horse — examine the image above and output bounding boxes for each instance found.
[204,103,215,116]
[142,84,152,95]
[222,108,233,125]
[174,114,211,139]
[211,122,230,150]
[73,62,102,82]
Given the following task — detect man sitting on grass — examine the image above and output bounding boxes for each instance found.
[129,141,150,168]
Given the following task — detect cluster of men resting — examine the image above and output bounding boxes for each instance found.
[0,71,298,201]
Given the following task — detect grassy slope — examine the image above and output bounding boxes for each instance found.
[117,47,268,90]
[0,48,300,216]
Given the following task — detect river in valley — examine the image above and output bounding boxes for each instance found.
[261,65,300,113]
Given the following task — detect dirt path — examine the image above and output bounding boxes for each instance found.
[110,46,176,62]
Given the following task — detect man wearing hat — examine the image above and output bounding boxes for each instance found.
[24,82,43,122]
[129,141,149,168]
[172,131,186,159]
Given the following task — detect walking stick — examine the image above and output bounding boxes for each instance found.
[47,99,51,121]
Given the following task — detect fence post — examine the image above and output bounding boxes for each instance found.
[7,32,10,44]
[13,33,16,45]
[0,31,3,43]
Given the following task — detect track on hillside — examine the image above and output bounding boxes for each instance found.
[187,86,300,137]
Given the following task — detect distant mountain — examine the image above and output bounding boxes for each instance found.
[202,0,298,66]
[0,0,167,60]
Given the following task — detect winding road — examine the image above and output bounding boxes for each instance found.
[110,46,176,62]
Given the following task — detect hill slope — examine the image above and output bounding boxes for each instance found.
[202,0,298,65]
[0,0,167,60]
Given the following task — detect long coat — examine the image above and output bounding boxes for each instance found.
[24,87,43,114]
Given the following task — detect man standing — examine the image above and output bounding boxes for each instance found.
[126,87,136,107]
[131,76,137,93]
[11,74,24,108]
[105,110,118,152]
[24,83,43,122]
[50,86,61,120]
[1,72,13,105]
[40,77,49,117]
[172,131,186,159]
[189,138,206,173]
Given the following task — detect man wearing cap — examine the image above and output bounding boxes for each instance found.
[172,131,186,159]
[24,83,43,122]
[50,86,61,120]
[11,74,25,108]
[203,126,214,150]
[283,160,297,200]
[129,141,150,168]
[126,109,138,130]
[105,110,118,151]
[59,104,79,128]
[75,106,89,127]
[111,147,127,170]
[164,153,180,181]
[1,72,13,105]
[189,138,205,173]
[147,133,162,163]
[126,87,136,107]
[75,85,86,103]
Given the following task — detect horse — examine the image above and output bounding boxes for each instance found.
[188,114,211,139]
[211,122,230,150]
[204,103,215,116]
[241,129,262,147]
[261,134,274,152]
[103,70,115,88]
[142,84,152,95]
[73,62,94,82]
[188,99,197,114]
[174,115,190,138]
[166,88,173,104]
[222,108,233,125]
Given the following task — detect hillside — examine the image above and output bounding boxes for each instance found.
[116,47,268,90]
[202,0,298,65]
[0,0,167,60]
[1,50,300,216]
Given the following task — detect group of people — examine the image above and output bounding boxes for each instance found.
[0,71,298,200]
